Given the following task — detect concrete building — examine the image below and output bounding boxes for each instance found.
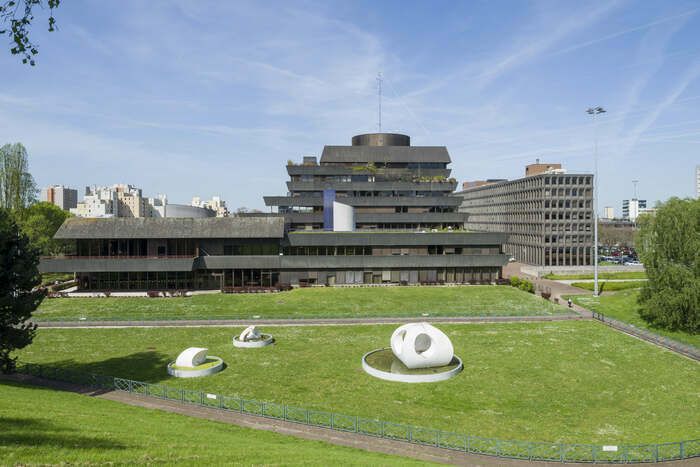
[603,206,615,220]
[622,199,647,222]
[40,185,78,211]
[39,133,509,290]
[265,132,466,230]
[457,163,594,267]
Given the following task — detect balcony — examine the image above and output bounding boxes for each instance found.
[285,212,468,224]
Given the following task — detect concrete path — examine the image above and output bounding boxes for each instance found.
[33,314,582,329]
[4,374,696,467]
[555,279,647,284]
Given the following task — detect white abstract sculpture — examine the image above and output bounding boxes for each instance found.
[390,323,454,369]
[239,325,261,342]
[174,347,208,368]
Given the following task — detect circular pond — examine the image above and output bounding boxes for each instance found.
[362,348,463,383]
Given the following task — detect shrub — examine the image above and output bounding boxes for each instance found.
[509,276,534,294]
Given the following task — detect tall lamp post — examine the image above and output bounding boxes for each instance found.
[586,106,606,296]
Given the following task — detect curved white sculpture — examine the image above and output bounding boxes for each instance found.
[168,347,224,378]
[174,347,208,368]
[233,326,274,348]
[239,325,261,342]
[390,323,454,369]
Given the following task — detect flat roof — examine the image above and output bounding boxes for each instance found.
[54,216,286,239]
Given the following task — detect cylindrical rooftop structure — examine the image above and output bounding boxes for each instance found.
[352,133,410,147]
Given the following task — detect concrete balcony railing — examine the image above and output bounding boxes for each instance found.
[39,255,197,273]
[264,195,464,208]
[286,180,458,192]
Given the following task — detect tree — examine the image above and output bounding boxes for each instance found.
[0,208,43,373]
[0,142,37,210]
[637,198,699,333]
[17,201,70,255]
[0,0,59,66]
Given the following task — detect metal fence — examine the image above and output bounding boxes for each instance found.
[16,362,699,464]
[591,312,700,361]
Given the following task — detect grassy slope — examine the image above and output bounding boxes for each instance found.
[17,322,699,444]
[0,380,424,466]
[34,285,565,321]
[544,271,646,280]
[570,281,645,292]
[571,290,700,347]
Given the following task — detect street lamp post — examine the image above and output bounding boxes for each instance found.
[586,106,606,297]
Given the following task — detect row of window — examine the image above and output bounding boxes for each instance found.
[281,246,500,256]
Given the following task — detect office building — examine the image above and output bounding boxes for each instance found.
[457,163,594,267]
[40,133,509,290]
[40,185,78,211]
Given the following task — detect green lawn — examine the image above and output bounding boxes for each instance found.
[34,285,566,321]
[544,271,647,280]
[571,290,700,348]
[570,281,645,292]
[0,380,424,465]
[17,322,700,444]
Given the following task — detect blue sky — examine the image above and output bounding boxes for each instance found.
[1,0,699,214]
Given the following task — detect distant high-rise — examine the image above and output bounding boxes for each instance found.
[622,199,647,222]
[603,206,614,219]
[696,165,700,199]
[41,185,78,211]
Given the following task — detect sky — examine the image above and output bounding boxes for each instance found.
[1,0,699,214]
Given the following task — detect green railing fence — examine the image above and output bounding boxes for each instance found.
[15,362,700,464]
[592,311,700,361]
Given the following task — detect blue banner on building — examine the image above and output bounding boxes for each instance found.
[323,189,335,230]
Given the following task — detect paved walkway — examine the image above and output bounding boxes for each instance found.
[555,278,647,284]
[3,374,696,467]
[34,314,582,329]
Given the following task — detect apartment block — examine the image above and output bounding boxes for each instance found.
[622,199,647,222]
[40,185,78,211]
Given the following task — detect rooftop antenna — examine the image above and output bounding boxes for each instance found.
[377,72,382,133]
[632,180,639,199]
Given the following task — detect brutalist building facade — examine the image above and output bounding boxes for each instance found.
[265,133,467,231]
[41,133,509,289]
[457,164,594,267]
